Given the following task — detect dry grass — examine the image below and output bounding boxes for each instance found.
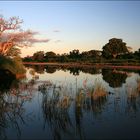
[137,78,140,92]
[58,95,71,109]
[127,78,140,99]
[76,89,85,107]
[92,81,107,101]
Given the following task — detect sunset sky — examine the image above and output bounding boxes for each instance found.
[0,1,140,57]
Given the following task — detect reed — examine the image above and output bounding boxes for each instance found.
[137,78,140,92]
[127,78,140,99]
[92,80,107,101]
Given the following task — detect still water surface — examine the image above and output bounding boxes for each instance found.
[0,65,140,140]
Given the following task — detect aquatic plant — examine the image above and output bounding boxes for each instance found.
[137,78,140,92]
[41,83,73,139]
[92,80,107,101]
[0,82,33,139]
[127,78,140,99]
[125,79,140,116]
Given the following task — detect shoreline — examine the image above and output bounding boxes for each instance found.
[23,62,140,70]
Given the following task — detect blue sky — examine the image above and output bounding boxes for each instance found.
[0,1,140,57]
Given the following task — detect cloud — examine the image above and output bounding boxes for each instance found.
[54,40,61,43]
[28,38,50,43]
[53,30,60,33]
[1,31,50,43]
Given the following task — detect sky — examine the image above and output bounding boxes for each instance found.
[0,1,140,57]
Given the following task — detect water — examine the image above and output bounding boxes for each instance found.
[0,65,140,140]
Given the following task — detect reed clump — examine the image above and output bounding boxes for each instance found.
[92,81,107,101]
[127,78,140,99]
[137,78,140,93]
[76,89,85,107]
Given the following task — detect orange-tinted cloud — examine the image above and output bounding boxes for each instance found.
[1,30,50,44]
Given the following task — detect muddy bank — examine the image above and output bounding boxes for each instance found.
[23,62,140,70]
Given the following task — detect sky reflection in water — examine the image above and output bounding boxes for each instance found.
[0,66,140,140]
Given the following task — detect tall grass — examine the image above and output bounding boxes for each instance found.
[127,78,140,99]
[92,80,107,101]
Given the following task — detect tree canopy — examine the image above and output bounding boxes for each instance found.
[0,15,49,57]
[102,38,128,59]
[32,51,45,62]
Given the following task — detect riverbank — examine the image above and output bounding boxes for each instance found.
[23,62,140,70]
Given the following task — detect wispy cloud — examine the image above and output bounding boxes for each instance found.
[53,30,60,33]
[54,40,61,43]
[1,30,50,44]
[28,38,50,43]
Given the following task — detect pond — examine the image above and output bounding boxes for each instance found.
[0,65,140,140]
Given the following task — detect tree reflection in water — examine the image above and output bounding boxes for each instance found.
[0,71,36,139]
[0,69,16,92]
[25,65,102,75]
[1,66,140,139]
[102,69,127,88]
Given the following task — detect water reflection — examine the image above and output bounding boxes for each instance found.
[25,65,101,75]
[0,73,37,139]
[102,69,127,88]
[0,69,16,92]
[45,66,57,74]
[0,66,140,139]
[125,79,140,117]
[39,79,108,139]
[41,84,73,140]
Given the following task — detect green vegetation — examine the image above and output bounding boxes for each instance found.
[102,38,128,59]
[0,15,45,77]
[1,14,140,78]
[0,55,26,75]
[92,80,107,101]
[23,38,140,65]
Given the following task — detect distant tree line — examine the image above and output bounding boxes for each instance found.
[23,38,140,63]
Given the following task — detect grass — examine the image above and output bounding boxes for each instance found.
[92,80,107,101]
[127,78,140,99]
[137,78,140,92]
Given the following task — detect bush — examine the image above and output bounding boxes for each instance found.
[0,56,26,75]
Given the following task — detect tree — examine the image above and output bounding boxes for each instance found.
[133,48,140,60]
[0,15,49,56]
[45,51,56,62]
[60,53,69,62]
[69,49,80,60]
[7,47,21,57]
[32,51,45,62]
[102,38,128,59]
[81,50,102,61]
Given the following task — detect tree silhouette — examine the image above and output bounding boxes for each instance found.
[102,38,128,59]
[32,51,45,62]
[45,51,57,62]
[69,49,80,59]
[102,69,127,88]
